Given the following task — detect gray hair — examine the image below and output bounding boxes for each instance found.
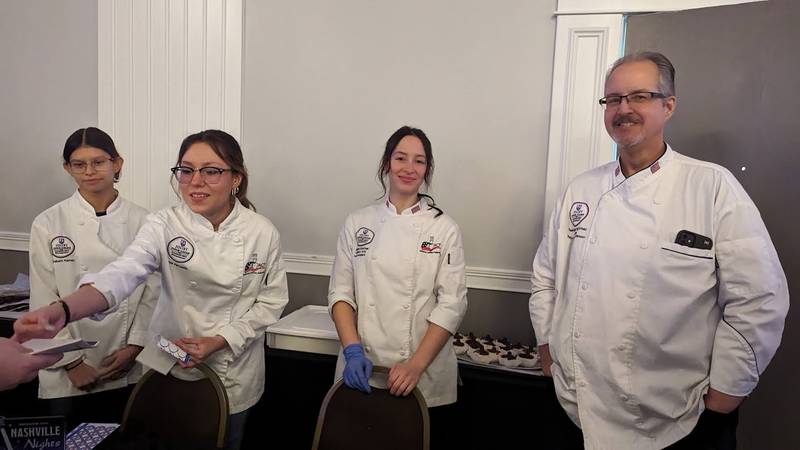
[605,51,676,97]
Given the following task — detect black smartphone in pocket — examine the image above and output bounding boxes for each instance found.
[675,230,713,250]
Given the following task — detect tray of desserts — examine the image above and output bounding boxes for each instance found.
[454,332,542,376]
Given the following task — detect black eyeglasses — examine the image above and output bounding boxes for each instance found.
[598,92,668,109]
[171,166,233,184]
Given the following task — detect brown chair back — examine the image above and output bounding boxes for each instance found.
[121,363,229,449]
[311,366,430,450]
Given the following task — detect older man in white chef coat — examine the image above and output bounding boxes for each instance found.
[529,51,789,450]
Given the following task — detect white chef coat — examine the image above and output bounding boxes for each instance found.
[81,200,289,413]
[529,146,789,449]
[29,190,158,399]
[328,198,468,407]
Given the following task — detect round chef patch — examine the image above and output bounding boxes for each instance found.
[355,227,375,247]
[50,236,75,258]
[167,236,195,263]
[569,202,589,227]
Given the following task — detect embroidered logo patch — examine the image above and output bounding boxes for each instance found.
[420,236,442,254]
[244,253,266,275]
[50,236,75,258]
[355,227,375,247]
[569,202,589,227]
[167,236,195,263]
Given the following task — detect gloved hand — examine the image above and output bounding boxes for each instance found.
[343,343,373,393]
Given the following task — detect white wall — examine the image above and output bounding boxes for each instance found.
[242,0,557,282]
[0,0,98,241]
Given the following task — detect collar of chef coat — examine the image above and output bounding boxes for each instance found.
[181,198,244,236]
[383,196,428,216]
[71,189,123,218]
[612,144,675,190]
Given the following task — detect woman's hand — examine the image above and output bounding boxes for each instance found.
[388,360,425,397]
[175,336,228,368]
[12,303,66,342]
[66,362,101,391]
[98,345,143,381]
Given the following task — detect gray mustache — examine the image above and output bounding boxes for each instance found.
[613,114,641,126]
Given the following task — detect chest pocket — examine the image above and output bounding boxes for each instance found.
[660,241,715,262]
[655,241,717,297]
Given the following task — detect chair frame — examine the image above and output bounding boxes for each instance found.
[311,366,430,450]
[121,362,230,449]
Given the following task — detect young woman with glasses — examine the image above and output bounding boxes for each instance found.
[27,127,159,427]
[16,129,289,450]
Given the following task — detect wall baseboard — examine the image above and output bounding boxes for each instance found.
[0,232,532,293]
[0,232,29,252]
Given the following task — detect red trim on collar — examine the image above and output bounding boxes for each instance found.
[650,161,661,174]
[615,167,621,176]
[411,205,421,214]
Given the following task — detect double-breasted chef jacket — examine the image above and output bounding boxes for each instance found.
[328,198,468,407]
[530,146,789,449]
[82,200,289,413]
[29,190,159,398]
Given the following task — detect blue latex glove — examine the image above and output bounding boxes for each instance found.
[343,343,373,393]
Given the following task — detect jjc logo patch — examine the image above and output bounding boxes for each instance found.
[167,236,195,263]
[50,236,75,258]
[355,227,375,247]
[569,202,589,227]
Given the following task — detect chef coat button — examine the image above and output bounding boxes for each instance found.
[80,265,88,272]
[189,281,197,288]
[78,221,85,226]
[578,381,587,388]
[589,236,597,244]
[400,351,407,357]
[620,394,629,401]
[626,292,636,299]
[640,242,649,249]
[369,303,375,308]
[573,331,580,339]
[618,344,626,351]
[403,304,409,310]
[233,237,241,243]
[581,283,588,291]
[232,287,240,293]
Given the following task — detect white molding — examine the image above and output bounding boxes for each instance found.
[284,252,532,293]
[556,0,765,15]
[543,14,623,227]
[283,253,336,277]
[98,0,243,212]
[0,232,30,252]
[0,234,532,293]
